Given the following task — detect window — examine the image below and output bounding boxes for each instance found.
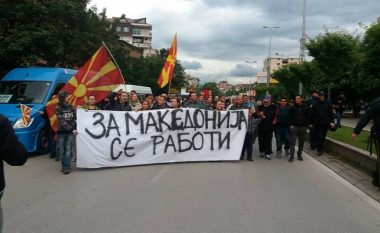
[123,27,129,32]
[116,26,121,32]
[0,81,51,104]
[133,28,140,35]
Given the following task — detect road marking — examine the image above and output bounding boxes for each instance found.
[304,152,380,212]
[150,165,171,183]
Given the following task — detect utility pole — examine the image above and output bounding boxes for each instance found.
[245,60,257,96]
[299,0,307,95]
[263,26,279,96]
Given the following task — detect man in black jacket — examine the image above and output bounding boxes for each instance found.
[288,95,309,162]
[0,114,28,231]
[310,92,335,156]
[105,91,132,111]
[305,91,319,149]
[56,91,77,174]
[230,96,244,110]
[151,95,169,110]
[258,96,277,160]
[353,96,380,189]
[274,97,291,158]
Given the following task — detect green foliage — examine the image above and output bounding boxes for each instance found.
[305,31,361,96]
[327,126,370,152]
[225,87,239,96]
[254,85,286,101]
[111,48,185,95]
[0,1,186,95]
[0,0,117,75]
[272,61,322,98]
[355,23,380,100]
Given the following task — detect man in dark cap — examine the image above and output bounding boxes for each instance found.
[55,91,77,174]
[258,96,277,160]
[310,91,335,156]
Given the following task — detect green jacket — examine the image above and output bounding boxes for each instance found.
[81,103,100,110]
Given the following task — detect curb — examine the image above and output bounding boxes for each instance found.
[325,137,377,172]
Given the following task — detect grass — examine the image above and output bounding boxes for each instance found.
[327,125,370,152]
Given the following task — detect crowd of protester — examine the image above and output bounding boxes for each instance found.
[53,89,339,174]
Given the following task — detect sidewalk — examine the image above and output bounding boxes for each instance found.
[303,143,380,202]
[341,117,372,131]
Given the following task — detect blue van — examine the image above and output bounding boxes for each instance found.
[0,68,77,154]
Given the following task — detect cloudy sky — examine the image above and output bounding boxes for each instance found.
[90,0,379,84]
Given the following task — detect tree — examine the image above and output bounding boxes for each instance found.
[355,23,380,100]
[0,0,117,76]
[0,2,186,95]
[253,85,285,101]
[306,31,361,99]
[225,87,239,96]
[114,48,186,95]
[272,61,322,98]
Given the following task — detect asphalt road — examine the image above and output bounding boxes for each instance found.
[3,149,380,233]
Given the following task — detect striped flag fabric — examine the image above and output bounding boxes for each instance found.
[20,104,32,126]
[46,44,125,131]
[157,34,177,88]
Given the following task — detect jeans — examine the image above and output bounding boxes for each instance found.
[274,127,290,152]
[58,133,73,169]
[335,112,342,127]
[241,134,253,160]
[290,126,307,157]
[71,135,77,161]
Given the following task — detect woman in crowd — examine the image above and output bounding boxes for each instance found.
[140,100,150,111]
[129,93,142,111]
[215,100,225,111]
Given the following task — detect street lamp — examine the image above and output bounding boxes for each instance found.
[245,60,257,95]
[263,26,279,94]
[299,0,307,96]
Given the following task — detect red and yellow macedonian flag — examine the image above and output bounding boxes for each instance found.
[20,104,32,126]
[46,44,125,132]
[157,34,177,88]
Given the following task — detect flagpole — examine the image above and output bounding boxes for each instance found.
[167,78,172,96]
[102,41,126,84]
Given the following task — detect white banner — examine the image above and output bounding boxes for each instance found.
[76,108,248,168]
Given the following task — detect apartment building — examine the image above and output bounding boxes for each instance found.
[184,74,200,88]
[263,56,300,74]
[110,17,158,57]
